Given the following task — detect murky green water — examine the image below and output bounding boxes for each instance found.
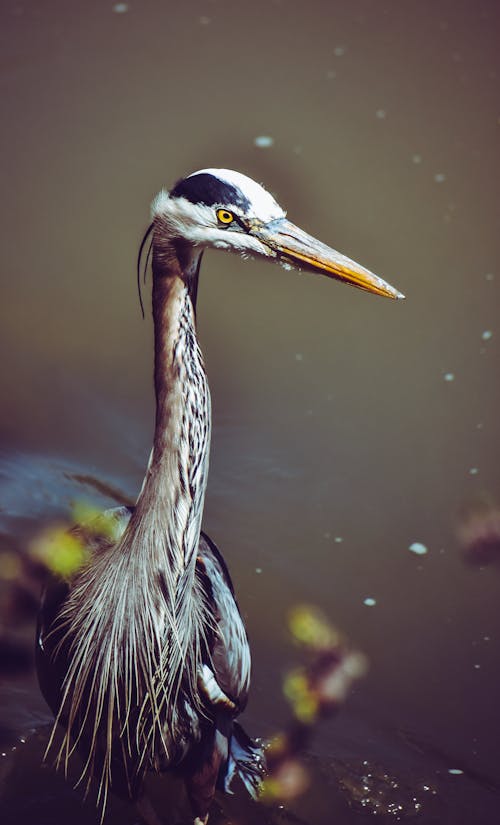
[1,1,500,823]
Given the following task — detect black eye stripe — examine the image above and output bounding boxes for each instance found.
[234,215,249,231]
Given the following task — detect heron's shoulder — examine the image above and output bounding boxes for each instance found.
[198,530,235,594]
[102,505,134,539]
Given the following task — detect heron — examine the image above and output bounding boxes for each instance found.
[36,168,404,825]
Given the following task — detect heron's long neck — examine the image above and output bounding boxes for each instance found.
[132,250,210,577]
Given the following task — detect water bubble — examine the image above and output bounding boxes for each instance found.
[375,108,387,119]
[434,172,446,183]
[448,768,464,775]
[334,45,346,57]
[408,542,428,555]
[443,372,455,382]
[412,153,422,164]
[254,135,274,148]
[481,330,493,341]
[112,2,128,12]
[363,597,377,607]
[469,467,479,475]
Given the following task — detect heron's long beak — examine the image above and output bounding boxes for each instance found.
[256,218,404,300]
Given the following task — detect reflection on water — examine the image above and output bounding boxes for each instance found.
[2,0,500,822]
[335,759,439,818]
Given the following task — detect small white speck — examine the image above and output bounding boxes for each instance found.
[484,272,495,281]
[483,636,491,642]
[112,2,128,12]
[19,737,26,744]
[255,567,262,574]
[363,597,377,607]
[409,542,428,556]
[295,353,304,362]
[469,467,479,475]
[448,768,464,776]
[254,135,274,148]
[199,15,210,25]
[481,330,493,341]
[334,536,343,544]
[476,422,484,430]
[474,663,481,669]
[434,172,446,183]
[375,108,387,119]
[334,45,346,57]
[443,372,455,382]
[412,153,422,164]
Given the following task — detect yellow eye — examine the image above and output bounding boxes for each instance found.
[216,209,234,224]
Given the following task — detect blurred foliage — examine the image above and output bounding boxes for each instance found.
[288,604,342,651]
[457,494,500,566]
[30,526,88,579]
[0,501,117,677]
[29,502,117,579]
[261,604,368,805]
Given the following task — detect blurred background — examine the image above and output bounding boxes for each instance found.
[1,0,500,823]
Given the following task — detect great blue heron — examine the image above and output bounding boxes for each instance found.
[36,168,403,824]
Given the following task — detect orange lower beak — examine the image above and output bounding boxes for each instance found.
[256,219,404,300]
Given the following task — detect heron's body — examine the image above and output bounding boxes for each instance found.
[36,168,403,823]
[37,517,256,816]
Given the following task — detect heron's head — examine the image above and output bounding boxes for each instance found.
[151,168,404,299]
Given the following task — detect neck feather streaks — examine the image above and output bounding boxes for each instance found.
[52,263,212,810]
